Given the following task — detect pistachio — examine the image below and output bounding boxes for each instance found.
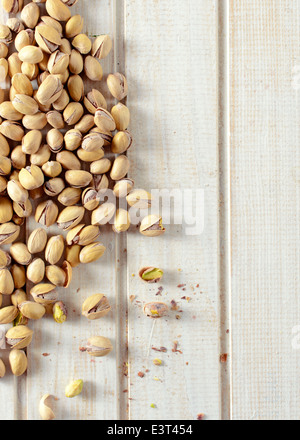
[13,311,28,326]
[12,94,39,116]
[0,134,9,157]
[111,131,133,154]
[82,294,111,320]
[58,187,81,206]
[92,174,109,193]
[59,38,72,56]
[0,197,13,223]
[35,200,59,227]
[113,209,130,233]
[36,74,63,105]
[11,289,27,307]
[8,53,22,77]
[66,224,100,246]
[0,155,11,175]
[18,45,44,64]
[107,73,128,101]
[113,178,134,198]
[0,101,23,121]
[46,264,65,287]
[46,110,64,129]
[94,108,116,132]
[7,180,28,204]
[9,349,27,376]
[30,144,51,166]
[0,306,18,324]
[84,56,103,81]
[52,89,69,111]
[65,15,83,39]
[6,325,33,349]
[0,43,8,58]
[82,187,99,211]
[84,89,107,114]
[91,203,116,226]
[19,165,44,190]
[29,186,44,200]
[23,112,48,130]
[61,0,78,5]
[139,267,164,284]
[44,177,65,197]
[0,358,5,378]
[92,35,112,59]
[15,29,35,52]
[39,394,55,421]
[65,379,83,398]
[64,128,82,151]
[0,268,14,294]
[46,128,64,153]
[48,50,69,74]
[65,170,92,188]
[77,147,104,163]
[45,235,64,264]
[35,24,62,54]
[75,114,94,133]
[72,33,91,54]
[111,103,130,131]
[0,176,7,193]
[127,189,152,209]
[7,18,24,34]
[90,127,112,146]
[27,228,47,254]
[2,0,23,13]
[56,205,85,230]
[30,283,57,304]
[10,242,32,265]
[65,244,80,267]
[42,160,62,177]
[39,15,63,35]
[22,130,42,154]
[56,150,81,170]
[61,259,73,286]
[90,158,111,175]
[0,248,11,268]
[143,302,168,318]
[11,145,26,170]
[67,74,84,102]
[21,2,40,29]
[81,133,104,153]
[86,336,113,357]
[11,264,26,289]
[53,301,67,323]
[63,102,84,125]
[79,242,106,264]
[0,121,24,141]
[46,0,71,21]
[27,258,45,284]
[0,58,8,82]
[140,215,166,237]
[110,155,130,181]
[0,24,12,45]
[19,301,46,320]
[13,199,33,218]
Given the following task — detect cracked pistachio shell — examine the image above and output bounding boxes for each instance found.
[57,206,85,231]
[65,14,83,39]
[52,89,69,111]
[69,49,83,74]
[111,103,130,131]
[35,24,62,54]
[2,0,23,13]
[19,301,45,320]
[0,197,13,223]
[0,305,18,324]
[30,283,57,305]
[30,144,51,166]
[36,74,63,105]
[64,128,82,151]
[0,24,12,44]
[39,394,55,421]
[13,199,33,218]
[27,258,45,284]
[56,150,81,170]
[65,170,92,188]
[91,203,116,226]
[27,228,47,254]
[72,33,91,54]
[143,302,168,318]
[23,112,48,130]
[44,177,65,197]
[0,358,5,378]
[9,349,27,376]
[11,264,26,289]
[45,235,64,265]
[0,249,11,268]
[58,187,81,207]
[6,325,33,349]
[22,130,42,154]
[12,73,33,96]
[65,244,80,267]
[11,145,26,170]
[92,35,112,59]
[10,242,32,265]
[0,155,11,175]
[111,130,133,155]
[77,147,104,163]
[90,158,111,175]
[21,62,39,80]
[12,94,39,116]
[46,110,64,129]
[63,102,84,125]
[11,289,27,307]
[82,132,104,152]
[46,0,71,22]
[113,209,130,234]
[39,15,63,35]
[75,114,94,134]
[84,56,103,81]
[53,301,67,323]
[79,242,106,264]
[21,2,40,29]
[107,73,128,101]
[18,45,43,64]
[94,108,116,132]
[65,379,83,398]
[113,178,134,198]
[84,89,107,114]
[0,268,14,294]
[0,42,8,58]
[7,180,28,204]
[139,267,164,283]
[82,294,111,320]
[7,18,24,33]
[35,200,59,227]
[127,189,152,209]
[19,165,44,190]
[0,121,24,141]
[66,224,100,246]
[110,155,130,181]
[140,215,166,237]
[86,336,113,357]
[48,50,69,75]
[46,128,64,153]
[82,187,99,211]
[42,160,62,178]
[92,174,109,193]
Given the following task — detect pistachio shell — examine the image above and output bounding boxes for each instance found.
[143,302,169,318]
[19,301,45,320]
[0,358,5,378]
[107,73,128,101]
[139,267,164,284]
[65,170,92,188]
[140,215,166,237]
[66,224,100,246]
[91,203,116,226]
[65,379,83,398]
[18,45,44,64]
[126,189,152,209]
[92,35,112,59]
[6,325,33,349]
[45,235,64,265]
[27,258,45,284]
[86,336,113,357]
[9,349,27,376]
[56,206,85,231]
[57,187,81,206]
[111,103,130,131]
[65,244,80,267]
[19,165,44,190]
[0,305,18,324]
[82,294,111,320]
[110,155,130,181]
[27,228,48,254]
[35,200,59,227]
[79,242,106,264]
[65,15,83,39]
[113,178,134,198]
[30,283,57,305]
[10,242,32,265]
[72,33,91,54]
[46,0,71,22]
[39,394,55,421]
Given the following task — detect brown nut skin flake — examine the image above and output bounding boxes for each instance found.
[143,302,168,319]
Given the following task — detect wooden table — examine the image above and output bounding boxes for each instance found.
[0,0,299,420]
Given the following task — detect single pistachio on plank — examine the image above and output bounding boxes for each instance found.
[84,89,107,114]
[11,289,27,307]
[140,215,166,237]
[0,197,13,223]
[0,121,24,141]
[65,14,83,39]
[30,283,57,305]
[58,187,81,207]
[21,2,40,29]
[35,200,59,227]
[110,155,130,181]
[19,165,44,190]
[0,358,5,378]
[91,202,116,226]
[6,325,33,349]
[94,108,116,132]
[113,209,130,234]
[82,294,111,320]
[66,224,100,246]
[35,24,62,54]
[113,179,134,198]
[27,228,48,254]
[10,242,32,266]
[11,264,26,289]
[139,267,164,284]
[45,235,64,265]
[79,242,106,264]
[65,379,83,398]
[2,0,23,13]
[46,0,71,22]
[92,35,112,59]
[111,103,130,131]
[0,306,18,324]
[39,394,55,421]
[9,349,27,376]
[19,301,46,320]
[56,206,85,231]
[0,248,11,268]
[27,258,45,284]
[72,33,91,54]
[53,301,67,323]
[143,302,169,319]
[86,336,113,357]
[0,268,14,295]
[111,131,133,155]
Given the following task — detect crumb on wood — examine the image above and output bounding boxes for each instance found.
[172,341,183,354]
[197,413,205,420]
[79,346,87,352]
[129,295,136,303]
[138,371,145,378]
[152,346,167,353]
[170,299,179,311]
[220,353,228,363]
[42,353,50,357]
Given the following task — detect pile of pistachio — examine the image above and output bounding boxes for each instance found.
[0,0,166,386]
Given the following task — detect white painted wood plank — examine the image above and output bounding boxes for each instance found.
[125,0,220,420]
[230,0,300,420]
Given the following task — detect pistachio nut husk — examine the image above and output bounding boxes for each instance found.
[10,242,32,266]
[84,56,103,81]
[139,267,164,284]
[111,103,130,131]
[36,74,63,105]
[140,215,166,237]
[18,45,43,64]
[46,0,71,22]
[30,143,51,166]
[11,289,27,307]
[7,180,28,204]
[113,178,134,198]
[42,160,62,178]
[6,325,33,349]
[6,18,24,34]
[0,249,11,269]
[84,89,107,114]
[46,110,64,129]
[23,112,47,130]
[65,244,80,268]
[48,50,69,75]
[9,349,27,376]
[45,235,64,265]
[0,358,5,378]
[143,302,169,318]
[35,200,59,227]
[27,258,45,284]
[63,102,84,125]
[12,94,39,116]
[0,155,11,176]
[91,203,116,226]
[64,128,82,151]
[44,177,65,197]
[11,264,26,289]
[82,187,99,211]
[67,74,84,102]
[46,265,66,287]
[75,114,94,134]
[92,35,112,59]
[66,224,100,246]
[111,130,133,155]
[86,336,113,357]
[65,170,92,188]
[19,165,44,190]
[77,147,104,163]
[82,294,111,320]
[39,394,55,421]
[11,145,26,170]
[2,0,23,13]
[30,283,57,305]
[0,24,12,44]
[127,189,152,209]
[79,242,106,264]
[90,158,111,175]
[27,228,48,254]
[19,301,46,320]
[53,301,67,323]
[21,2,40,29]
[52,88,69,111]
[72,33,91,54]
[56,150,81,170]
[58,187,81,207]
[0,121,24,141]
[0,306,18,324]
[56,206,85,231]
[81,132,104,153]
[94,108,116,132]
[113,209,130,234]
[0,197,13,223]
[107,73,128,101]
[35,24,62,54]
[0,101,23,121]
[110,155,130,181]
[65,14,83,39]
[65,379,83,398]
[22,130,43,155]
[46,127,64,153]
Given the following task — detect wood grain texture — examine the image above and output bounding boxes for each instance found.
[230,0,300,420]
